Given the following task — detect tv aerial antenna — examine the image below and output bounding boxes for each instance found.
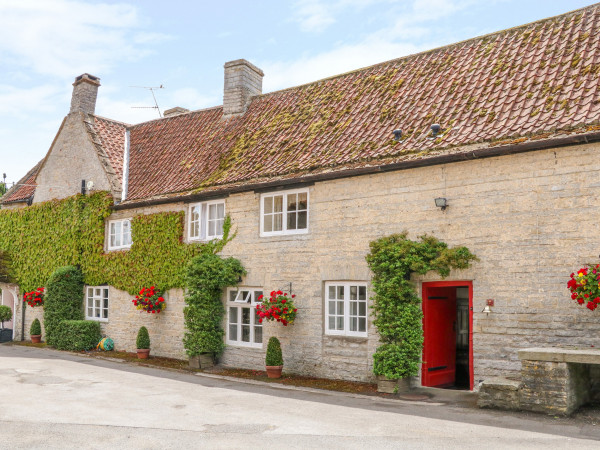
[130,85,165,118]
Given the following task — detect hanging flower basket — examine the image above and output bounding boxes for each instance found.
[23,287,45,307]
[568,264,600,311]
[132,286,166,314]
[256,291,297,326]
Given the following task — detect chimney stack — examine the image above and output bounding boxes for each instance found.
[164,106,190,118]
[222,59,263,119]
[70,73,100,115]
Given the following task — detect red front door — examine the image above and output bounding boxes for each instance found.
[422,285,456,387]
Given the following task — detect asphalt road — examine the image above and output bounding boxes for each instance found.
[0,344,598,449]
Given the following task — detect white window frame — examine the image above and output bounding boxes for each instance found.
[188,199,226,241]
[226,287,264,348]
[260,188,309,237]
[325,282,368,337]
[85,286,109,322]
[107,218,132,251]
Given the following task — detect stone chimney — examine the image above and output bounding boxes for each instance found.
[223,59,263,119]
[164,106,190,118]
[70,73,100,115]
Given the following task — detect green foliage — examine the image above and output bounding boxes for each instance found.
[0,191,237,295]
[265,336,283,366]
[366,232,477,379]
[0,250,11,283]
[53,320,101,351]
[183,252,245,357]
[136,326,150,349]
[0,182,6,196]
[0,305,11,328]
[43,266,85,346]
[30,318,41,336]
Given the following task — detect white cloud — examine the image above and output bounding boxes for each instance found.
[0,84,62,117]
[0,0,169,78]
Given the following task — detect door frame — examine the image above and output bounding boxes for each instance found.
[422,280,473,390]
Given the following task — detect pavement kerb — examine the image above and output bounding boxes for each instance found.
[8,343,450,407]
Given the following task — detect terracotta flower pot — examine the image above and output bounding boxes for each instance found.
[137,348,150,359]
[31,335,41,344]
[265,365,283,378]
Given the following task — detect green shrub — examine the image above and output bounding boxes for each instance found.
[183,252,245,357]
[53,320,101,351]
[43,266,84,346]
[136,326,150,349]
[0,305,11,328]
[265,337,283,366]
[30,318,42,336]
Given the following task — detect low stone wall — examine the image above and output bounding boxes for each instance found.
[478,377,521,411]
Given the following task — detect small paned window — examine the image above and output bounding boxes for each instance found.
[227,288,264,348]
[108,219,132,250]
[86,287,109,321]
[189,200,225,241]
[260,189,308,236]
[325,282,368,337]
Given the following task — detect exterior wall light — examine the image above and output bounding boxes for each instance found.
[434,197,448,210]
[483,299,494,314]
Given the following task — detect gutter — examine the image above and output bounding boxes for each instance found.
[113,131,600,211]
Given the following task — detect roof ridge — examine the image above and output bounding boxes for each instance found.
[91,114,130,127]
[127,105,224,129]
[256,2,600,99]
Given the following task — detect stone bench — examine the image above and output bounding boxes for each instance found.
[517,347,600,415]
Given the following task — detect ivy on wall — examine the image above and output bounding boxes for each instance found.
[366,232,477,380]
[0,192,232,294]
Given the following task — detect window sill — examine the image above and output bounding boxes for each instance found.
[106,246,131,252]
[226,341,263,349]
[86,317,108,323]
[324,333,368,340]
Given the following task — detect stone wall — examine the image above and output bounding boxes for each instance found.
[34,113,113,204]
[13,140,600,384]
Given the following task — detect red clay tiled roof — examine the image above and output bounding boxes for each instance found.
[1,160,43,204]
[88,115,127,184]
[125,5,600,202]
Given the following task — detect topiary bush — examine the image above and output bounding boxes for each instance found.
[136,326,150,349]
[0,305,11,328]
[43,266,84,346]
[53,320,101,351]
[30,318,42,336]
[265,336,283,366]
[183,252,245,357]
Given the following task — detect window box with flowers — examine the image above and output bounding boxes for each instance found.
[132,286,166,314]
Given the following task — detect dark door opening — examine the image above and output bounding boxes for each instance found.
[422,282,473,390]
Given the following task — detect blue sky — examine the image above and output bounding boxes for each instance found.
[0,0,595,185]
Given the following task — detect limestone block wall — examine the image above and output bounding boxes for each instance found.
[34,113,113,204]
[21,303,45,342]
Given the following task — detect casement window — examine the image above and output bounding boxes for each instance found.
[226,288,263,348]
[86,286,109,322]
[189,200,225,241]
[108,219,132,250]
[260,188,309,236]
[325,282,368,337]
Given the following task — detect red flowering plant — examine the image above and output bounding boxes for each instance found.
[255,290,297,326]
[132,286,166,314]
[23,287,45,307]
[567,264,600,311]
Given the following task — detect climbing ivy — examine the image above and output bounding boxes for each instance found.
[0,249,10,283]
[366,232,477,380]
[0,191,234,294]
[183,252,245,357]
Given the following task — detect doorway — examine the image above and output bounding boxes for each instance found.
[422,281,473,390]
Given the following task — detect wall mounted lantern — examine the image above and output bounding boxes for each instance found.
[434,197,448,211]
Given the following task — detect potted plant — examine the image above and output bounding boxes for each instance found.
[265,336,283,378]
[30,318,42,343]
[136,326,150,359]
[0,305,12,343]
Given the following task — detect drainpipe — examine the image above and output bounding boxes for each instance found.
[20,288,25,341]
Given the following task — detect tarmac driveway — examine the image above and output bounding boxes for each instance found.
[0,344,598,449]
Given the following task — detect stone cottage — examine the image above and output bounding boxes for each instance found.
[3,4,600,390]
